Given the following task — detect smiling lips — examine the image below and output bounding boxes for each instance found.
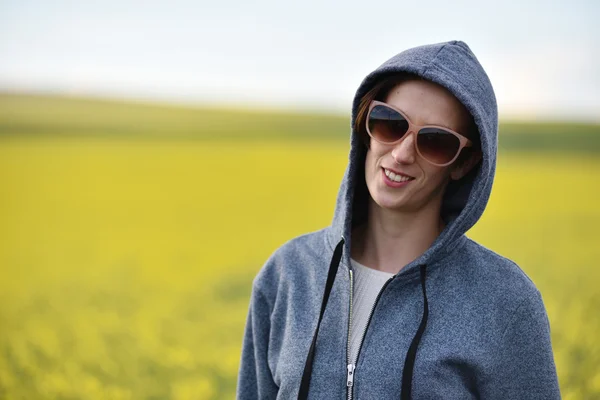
[382,167,414,183]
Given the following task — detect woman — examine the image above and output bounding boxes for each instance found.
[237,40,560,399]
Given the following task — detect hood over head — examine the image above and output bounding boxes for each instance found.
[326,39,498,273]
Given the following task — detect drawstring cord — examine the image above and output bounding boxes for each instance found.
[400,264,429,399]
[298,236,345,400]
[297,236,430,400]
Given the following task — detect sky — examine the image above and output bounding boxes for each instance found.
[0,0,598,121]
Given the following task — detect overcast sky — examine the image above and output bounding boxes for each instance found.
[1,0,598,121]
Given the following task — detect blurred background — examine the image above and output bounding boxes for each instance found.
[1,0,599,399]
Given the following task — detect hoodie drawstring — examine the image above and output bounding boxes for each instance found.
[400,263,429,400]
[298,236,430,400]
[298,236,345,400]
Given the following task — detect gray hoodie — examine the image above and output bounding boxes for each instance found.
[236,40,561,399]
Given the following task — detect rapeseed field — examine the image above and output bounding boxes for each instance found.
[0,95,599,399]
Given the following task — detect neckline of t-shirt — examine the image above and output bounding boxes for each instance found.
[350,257,394,278]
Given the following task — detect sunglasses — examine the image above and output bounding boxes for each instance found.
[366,100,473,167]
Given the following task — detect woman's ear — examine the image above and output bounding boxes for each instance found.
[450,150,482,181]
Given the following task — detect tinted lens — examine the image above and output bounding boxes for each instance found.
[417,128,461,164]
[367,105,409,143]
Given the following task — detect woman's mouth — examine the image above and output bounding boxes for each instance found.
[382,167,415,187]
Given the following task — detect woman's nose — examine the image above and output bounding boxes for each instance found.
[391,131,416,164]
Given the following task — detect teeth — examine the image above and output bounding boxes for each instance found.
[384,168,412,182]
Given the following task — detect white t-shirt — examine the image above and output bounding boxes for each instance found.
[348,257,394,365]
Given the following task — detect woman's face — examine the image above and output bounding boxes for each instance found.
[364,78,480,213]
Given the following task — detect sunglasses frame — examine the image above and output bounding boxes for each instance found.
[366,100,473,167]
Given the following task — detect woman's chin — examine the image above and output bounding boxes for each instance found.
[372,193,410,212]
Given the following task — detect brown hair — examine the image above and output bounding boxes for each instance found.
[353,72,481,168]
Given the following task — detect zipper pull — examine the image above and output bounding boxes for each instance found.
[347,363,355,387]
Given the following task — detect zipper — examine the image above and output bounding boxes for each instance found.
[346,269,354,400]
[345,267,394,400]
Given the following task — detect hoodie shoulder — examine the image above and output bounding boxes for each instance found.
[438,236,551,354]
[455,240,559,397]
[252,226,331,302]
[459,236,541,302]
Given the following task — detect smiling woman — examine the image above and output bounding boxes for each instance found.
[237,40,561,400]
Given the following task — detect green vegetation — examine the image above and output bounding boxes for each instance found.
[1,93,599,152]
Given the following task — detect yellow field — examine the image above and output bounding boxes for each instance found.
[0,138,598,399]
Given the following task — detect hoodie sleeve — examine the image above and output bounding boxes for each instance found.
[236,281,279,400]
[481,289,561,399]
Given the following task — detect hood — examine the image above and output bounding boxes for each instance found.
[326,39,498,273]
